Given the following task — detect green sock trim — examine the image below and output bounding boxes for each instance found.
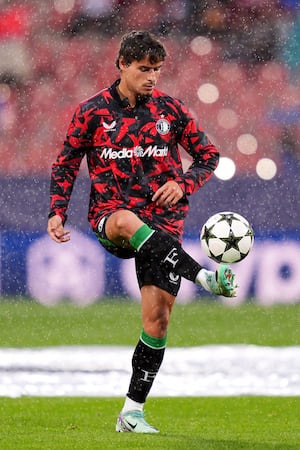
[141,329,167,349]
[129,224,154,251]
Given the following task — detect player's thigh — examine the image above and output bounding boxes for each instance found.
[105,209,144,243]
[95,214,136,258]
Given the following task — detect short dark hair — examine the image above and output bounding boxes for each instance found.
[116,30,167,69]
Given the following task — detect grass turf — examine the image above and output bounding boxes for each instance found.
[0,397,299,449]
[0,299,299,347]
[0,298,299,449]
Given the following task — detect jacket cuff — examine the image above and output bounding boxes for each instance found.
[48,211,68,224]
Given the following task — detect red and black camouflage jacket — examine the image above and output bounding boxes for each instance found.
[49,79,219,240]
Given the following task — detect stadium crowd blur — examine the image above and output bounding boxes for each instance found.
[0,0,300,178]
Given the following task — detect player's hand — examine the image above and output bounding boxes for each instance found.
[47,215,70,243]
[152,181,184,207]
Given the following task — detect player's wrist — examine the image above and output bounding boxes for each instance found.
[48,211,67,224]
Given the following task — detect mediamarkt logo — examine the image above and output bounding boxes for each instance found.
[100,145,168,159]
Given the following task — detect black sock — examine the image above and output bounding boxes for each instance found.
[138,229,202,282]
[127,338,165,403]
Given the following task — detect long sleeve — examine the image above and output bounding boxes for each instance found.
[49,104,90,223]
[177,115,219,196]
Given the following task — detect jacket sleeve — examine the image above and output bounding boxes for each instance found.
[175,103,219,196]
[49,104,91,223]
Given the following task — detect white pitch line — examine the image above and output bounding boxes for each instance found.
[0,345,299,398]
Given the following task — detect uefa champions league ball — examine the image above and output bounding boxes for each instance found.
[200,211,254,264]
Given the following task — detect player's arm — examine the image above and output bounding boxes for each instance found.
[48,104,91,239]
[176,105,219,196]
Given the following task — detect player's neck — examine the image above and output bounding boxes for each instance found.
[116,83,136,108]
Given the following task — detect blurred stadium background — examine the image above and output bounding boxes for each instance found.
[0,0,300,306]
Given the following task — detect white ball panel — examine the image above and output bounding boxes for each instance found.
[238,235,254,254]
[231,220,249,236]
[212,220,231,237]
[208,238,227,256]
[221,248,241,263]
[204,213,223,229]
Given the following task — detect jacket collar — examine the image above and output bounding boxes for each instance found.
[109,79,150,108]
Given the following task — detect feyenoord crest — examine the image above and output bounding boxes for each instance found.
[156,118,170,135]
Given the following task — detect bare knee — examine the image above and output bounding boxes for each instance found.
[106,210,143,242]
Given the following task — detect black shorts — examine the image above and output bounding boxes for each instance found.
[95,215,181,297]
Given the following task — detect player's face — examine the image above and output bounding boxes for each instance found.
[118,56,163,100]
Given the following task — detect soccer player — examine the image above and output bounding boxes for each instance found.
[47,30,237,433]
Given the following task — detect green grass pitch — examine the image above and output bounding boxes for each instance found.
[0,299,299,449]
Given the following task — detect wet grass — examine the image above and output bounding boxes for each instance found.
[0,298,299,448]
[0,298,299,347]
[0,397,299,449]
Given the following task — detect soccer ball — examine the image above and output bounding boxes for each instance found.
[200,211,254,264]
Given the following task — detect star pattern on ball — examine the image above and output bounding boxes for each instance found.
[218,212,235,226]
[221,230,245,253]
[201,225,216,245]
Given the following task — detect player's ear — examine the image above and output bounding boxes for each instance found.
[119,57,130,71]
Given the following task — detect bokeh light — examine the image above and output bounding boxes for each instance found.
[217,108,238,129]
[0,83,11,103]
[256,158,277,180]
[197,83,219,104]
[214,157,236,180]
[53,0,75,14]
[190,36,213,56]
[237,133,258,155]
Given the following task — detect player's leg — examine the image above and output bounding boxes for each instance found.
[116,285,174,433]
[126,285,174,404]
[105,210,237,297]
[104,209,144,247]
